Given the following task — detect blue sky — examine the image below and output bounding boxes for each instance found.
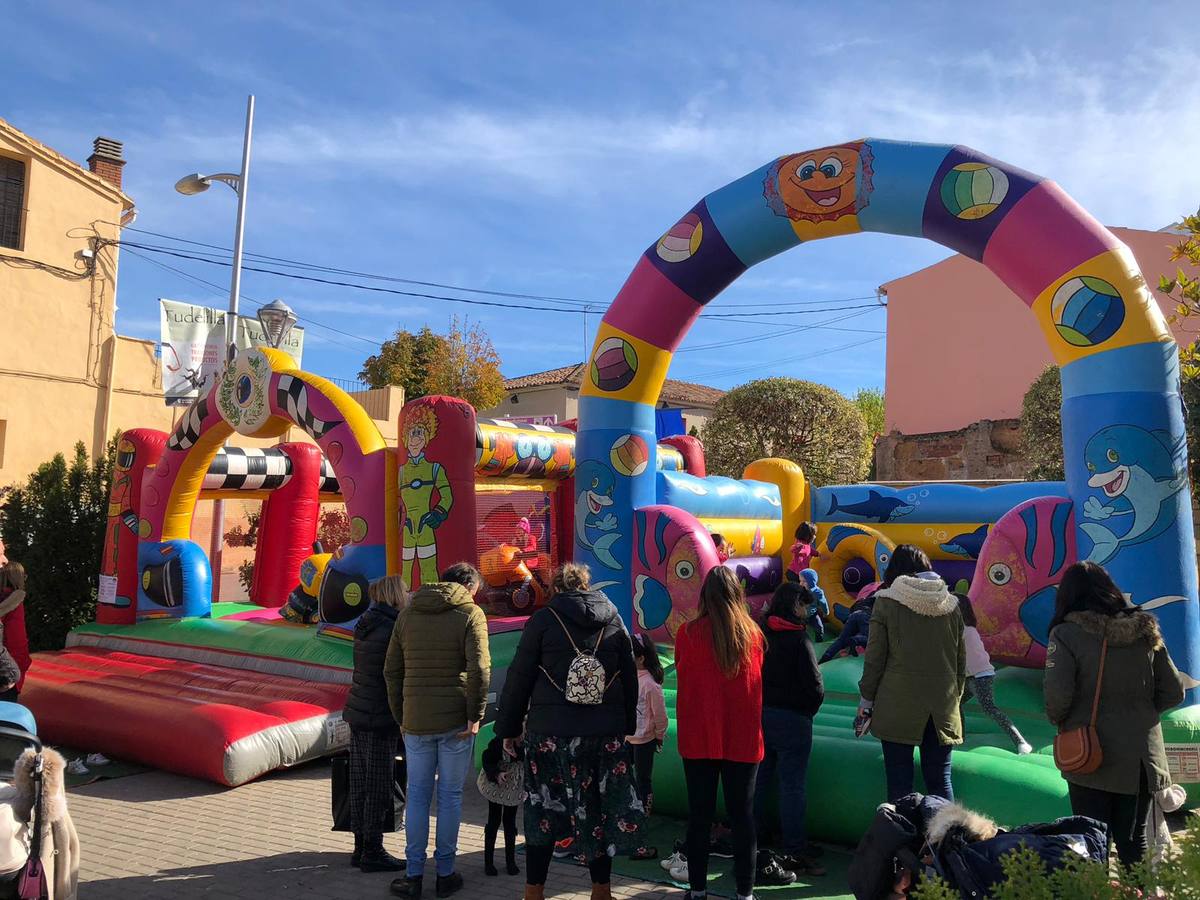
[4,1,1198,396]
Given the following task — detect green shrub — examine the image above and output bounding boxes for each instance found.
[700,377,869,485]
[0,441,112,651]
[1020,366,1065,482]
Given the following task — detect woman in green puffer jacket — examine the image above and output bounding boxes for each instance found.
[858,545,966,804]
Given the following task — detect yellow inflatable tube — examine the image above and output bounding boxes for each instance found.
[695,517,783,558]
[812,523,895,629]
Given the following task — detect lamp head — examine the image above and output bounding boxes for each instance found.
[174,173,211,196]
[257,299,298,349]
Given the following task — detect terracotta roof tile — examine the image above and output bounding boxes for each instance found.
[504,363,725,409]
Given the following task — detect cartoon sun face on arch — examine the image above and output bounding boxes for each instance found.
[765,142,872,239]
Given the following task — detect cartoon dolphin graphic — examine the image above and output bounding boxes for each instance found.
[1080,425,1187,565]
[826,489,915,523]
[939,525,990,559]
[575,462,621,570]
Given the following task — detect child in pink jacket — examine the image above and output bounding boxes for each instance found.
[627,633,667,860]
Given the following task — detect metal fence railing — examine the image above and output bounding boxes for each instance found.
[328,377,392,422]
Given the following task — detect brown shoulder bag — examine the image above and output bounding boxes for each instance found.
[1053,637,1107,775]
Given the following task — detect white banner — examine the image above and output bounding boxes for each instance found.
[159,299,304,405]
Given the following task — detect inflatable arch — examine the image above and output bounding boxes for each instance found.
[574,139,1200,691]
[137,347,399,631]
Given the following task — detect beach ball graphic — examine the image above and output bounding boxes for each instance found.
[590,336,638,392]
[940,163,1010,220]
[610,434,650,477]
[656,212,704,263]
[1051,276,1125,347]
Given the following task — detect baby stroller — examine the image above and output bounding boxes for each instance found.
[848,792,1108,899]
[0,702,78,900]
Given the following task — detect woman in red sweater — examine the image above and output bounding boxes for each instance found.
[675,566,765,900]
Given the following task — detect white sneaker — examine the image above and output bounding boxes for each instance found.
[661,850,686,872]
[85,752,111,766]
[66,758,89,776]
[669,861,689,882]
[1017,741,1033,755]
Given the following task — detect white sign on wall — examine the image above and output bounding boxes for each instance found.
[159,299,305,405]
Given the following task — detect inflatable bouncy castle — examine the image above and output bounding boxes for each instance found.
[22,140,1200,844]
[570,139,1200,840]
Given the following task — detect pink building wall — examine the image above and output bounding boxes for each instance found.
[882,227,1199,436]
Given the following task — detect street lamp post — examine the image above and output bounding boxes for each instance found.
[174,94,255,603]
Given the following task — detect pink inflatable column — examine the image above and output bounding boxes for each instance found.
[251,442,322,607]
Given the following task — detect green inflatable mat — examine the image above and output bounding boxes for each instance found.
[480,648,1200,847]
[69,612,524,678]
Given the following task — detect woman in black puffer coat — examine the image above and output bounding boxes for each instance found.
[496,563,640,900]
[343,574,408,873]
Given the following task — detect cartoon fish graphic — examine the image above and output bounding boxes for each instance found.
[939,524,990,559]
[1080,425,1187,565]
[631,506,720,643]
[575,462,621,570]
[969,497,1076,668]
[825,489,915,523]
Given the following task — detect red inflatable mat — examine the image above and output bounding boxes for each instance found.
[23,647,349,786]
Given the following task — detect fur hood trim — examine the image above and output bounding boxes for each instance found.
[1064,610,1164,649]
[926,802,999,846]
[12,748,69,827]
[0,589,25,618]
[877,574,958,618]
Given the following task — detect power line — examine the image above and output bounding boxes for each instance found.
[106,223,883,313]
[682,335,885,381]
[678,309,881,354]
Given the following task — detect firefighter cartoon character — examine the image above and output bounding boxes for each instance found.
[102,438,141,589]
[400,405,453,589]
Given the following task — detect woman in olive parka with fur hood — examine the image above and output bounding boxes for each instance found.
[1044,561,1186,867]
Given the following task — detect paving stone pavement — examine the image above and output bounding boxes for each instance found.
[68,760,675,899]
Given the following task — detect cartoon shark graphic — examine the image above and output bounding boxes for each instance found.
[575,462,621,570]
[1080,425,1187,565]
[969,497,1076,668]
[631,507,720,643]
[826,489,915,523]
[939,525,990,559]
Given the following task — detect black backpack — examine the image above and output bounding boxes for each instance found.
[848,802,923,899]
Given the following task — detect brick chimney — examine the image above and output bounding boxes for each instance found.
[87,137,125,190]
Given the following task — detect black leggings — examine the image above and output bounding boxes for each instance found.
[632,741,657,812]
[524,846,612,887]
[1068,768,1151,868]
[485,802,518,862]
[683,758,758,897]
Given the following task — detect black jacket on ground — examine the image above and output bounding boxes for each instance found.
[761,613,824,717]
[344,603,400,732]
[495,590,638,739]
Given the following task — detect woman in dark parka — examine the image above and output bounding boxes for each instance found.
[1044,561,1186,867]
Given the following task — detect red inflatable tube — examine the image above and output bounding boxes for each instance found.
[23,648,348,786]
[659,434,706,477]
[98,429,167,625]
[252,442,322,607]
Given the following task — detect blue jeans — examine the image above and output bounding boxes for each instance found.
[753,706,814,854]
[880,717,953,803]
[819,609,869,663]
[403,728,475,877]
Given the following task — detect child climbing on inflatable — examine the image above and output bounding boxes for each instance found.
[628,632,667,861]
[798,569,828,642]
[787,523,820,580]
[956,595,1032,755]
[819,583,878,665]
[477,734,523,877]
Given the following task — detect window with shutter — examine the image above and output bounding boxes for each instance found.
[0,156,26,250]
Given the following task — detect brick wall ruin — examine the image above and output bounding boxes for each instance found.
[874,418,1030,482]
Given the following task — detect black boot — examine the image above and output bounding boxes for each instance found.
[505,828,520,876]
[484,826,499,876]
[435,872,464,897]
[360,834,406,873]
[351,833,363,868]
[391,875,422,898]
